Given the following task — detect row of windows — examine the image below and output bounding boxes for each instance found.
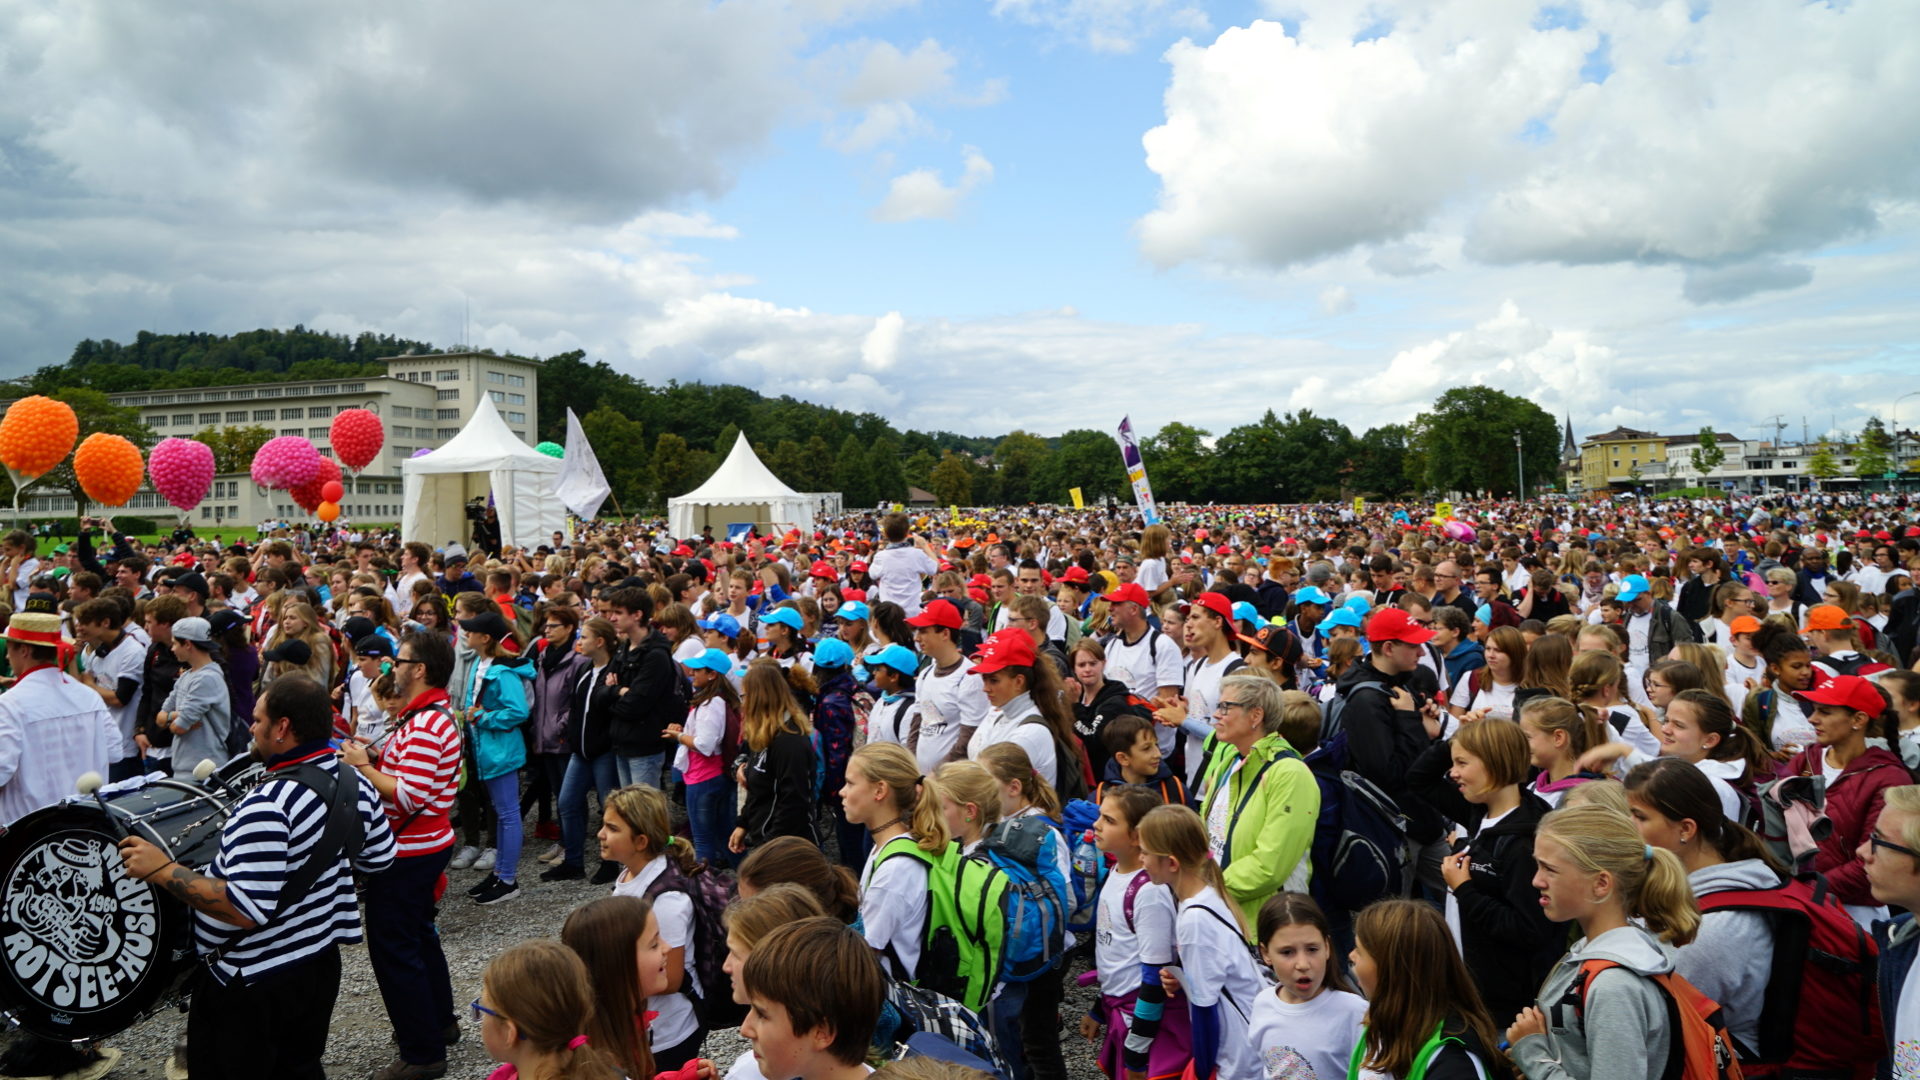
[486,390,528,405]
[437,388,460,400]
[118,382,369,406]
[484,371,528,387]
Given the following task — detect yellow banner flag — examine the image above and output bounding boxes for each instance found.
[1352,496,1365,514]
[1436,500,1454,520]
[1069,487,1085,509]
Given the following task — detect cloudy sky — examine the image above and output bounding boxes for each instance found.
[2,0,1916,443]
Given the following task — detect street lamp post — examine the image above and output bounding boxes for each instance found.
[1513,431,1525,499]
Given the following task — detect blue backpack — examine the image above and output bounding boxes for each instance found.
[974,814,1070,983]
[1060,798,1103,935]
[1303,731,1411,914]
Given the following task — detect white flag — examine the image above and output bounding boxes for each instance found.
[555,408,612,519]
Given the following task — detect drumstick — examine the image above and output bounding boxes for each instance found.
[76,772,130,843]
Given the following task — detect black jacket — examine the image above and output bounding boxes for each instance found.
[1409,738,1566,1024]
[1334,660,1442,843]
[1253,579,1290,619]
[738,729,816,848]
[567,659,620,760]
[607,631,681,757]
[137,640,185,748]
[1072,677,1152,768]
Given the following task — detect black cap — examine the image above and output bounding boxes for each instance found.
[340,615,376,643]
[22,592,58,616]
[208,610,246,638]
[457,611,512,640]
[262,639,312,665]
[173,571,210,600]
[354,635,396,659]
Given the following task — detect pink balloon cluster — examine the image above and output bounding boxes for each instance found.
[251,436,321,490]
[148,438,216,512]
[329,408,385,471]
[1442,519,1478,543]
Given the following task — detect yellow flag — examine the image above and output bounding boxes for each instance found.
[1352,496,1365,514]
[1436,500,1454,520]
[1069,487,1085,509]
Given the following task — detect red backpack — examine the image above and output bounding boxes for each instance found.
[1695,875,1882,1078]
[1563,960,1742,1080]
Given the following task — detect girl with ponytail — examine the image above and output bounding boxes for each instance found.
[1577,688,1774,821]
[1623,758,1784,1056]
[1138,805,1265,1080]
[1742,617,1820,754]
[1507,804,1701,1080]
[1517,697,1610,807]
[478,939,624,1080]
[975,742,1074,1080]
[842,743,948,984]
[600,784,711,1070]
[1568,650,1659,759]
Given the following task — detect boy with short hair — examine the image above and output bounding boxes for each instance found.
[739,917,883,1080]
[1097,713,1187,807]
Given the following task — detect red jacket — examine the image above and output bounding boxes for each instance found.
[1786,744,1913,907]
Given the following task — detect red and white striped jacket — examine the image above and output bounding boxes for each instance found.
[377,688,462,857]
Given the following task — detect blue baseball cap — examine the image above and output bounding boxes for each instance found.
[1231,601,1260,626]
[869,643,920,677]
[1474,604,1493,626]
[813,637,855,669]
[1293,586,1332,607]
[698,613,742,638]
[1322,607,1363,630]
[1616,574,1651,602]
[1344,594,1371,614]
[835,601,871,622]
[760,607,804,630]
[684,648,734,673]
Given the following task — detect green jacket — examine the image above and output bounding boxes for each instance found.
[1198,732,1320,938]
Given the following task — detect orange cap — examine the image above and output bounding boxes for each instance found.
[1801,605,1851,632]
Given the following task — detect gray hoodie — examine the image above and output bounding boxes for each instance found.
[1514,925,1675,1080]
[1674,859,1777,1056]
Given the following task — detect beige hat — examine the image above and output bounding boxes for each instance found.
[4,611,63,647]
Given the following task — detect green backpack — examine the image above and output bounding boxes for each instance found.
[869,835,1007,1012]
[1345,1023,1462,1080]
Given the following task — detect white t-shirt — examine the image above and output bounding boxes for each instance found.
[1137,558,1169,597]
[87,633,145,762]
[967,695,1057,788]
[1626,610,1653,671]
[1094,867,1176,998]
[673,637,704,666]
[1106,628,1184,754]
[860,839,931,980]
[11,557,38,610]
[1175,886,1265,1080]
[916,659,990,765]
[1465,678,1518,722]
[614,856,701,1050]
[866,692,925,762]
[1182,652,1241,787]
[871,544,938,616]
[1248,988,1368,1080]
[1771,693,1817,754]
[1207,757,1244,863]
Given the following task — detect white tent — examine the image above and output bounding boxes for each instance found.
[401,396,565,551]
[668,433,817,539]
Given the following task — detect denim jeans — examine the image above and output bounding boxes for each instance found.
[685,775,737,868]
[615,752,666,791]
[364,846,456,1065]
[559,752,620,867]
[479,772,523,883]
[986,980,1032,1080]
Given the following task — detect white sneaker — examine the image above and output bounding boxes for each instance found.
[449,845,481,870]
[474,848,498,872]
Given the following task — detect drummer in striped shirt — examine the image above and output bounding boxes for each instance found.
[117,673,396,1080]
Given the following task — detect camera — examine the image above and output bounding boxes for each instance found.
[464,498,488,523]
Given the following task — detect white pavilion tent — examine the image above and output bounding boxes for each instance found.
[400,396,565,551]
[667,433,816,539]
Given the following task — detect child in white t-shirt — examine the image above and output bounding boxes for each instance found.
[601,784,709,1071]
[1248,893,1366,1080]
[1084,784,1192,1080]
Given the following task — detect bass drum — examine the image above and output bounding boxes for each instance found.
[0,772,242,1041]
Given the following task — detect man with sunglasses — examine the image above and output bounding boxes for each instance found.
[339,631,464,1080]
[1863,785,1920,1072]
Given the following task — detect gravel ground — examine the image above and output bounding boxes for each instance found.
[26,844,1110,1080]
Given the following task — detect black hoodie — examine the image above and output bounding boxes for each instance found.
[1072,677,1153,767]
[1333,659,1442,843]
[607,630,681,757]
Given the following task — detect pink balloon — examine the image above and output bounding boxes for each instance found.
[251,436,322,490]
[148,438,216,512]
[1442,519,1478,543]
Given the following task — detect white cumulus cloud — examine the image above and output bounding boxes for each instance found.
[873,148,995,221]
[862,311,906,369]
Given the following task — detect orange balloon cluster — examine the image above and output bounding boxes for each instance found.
[0,396,79,479]
[73,433,145,507]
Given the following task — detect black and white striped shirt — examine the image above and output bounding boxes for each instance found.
[194,748,396,985]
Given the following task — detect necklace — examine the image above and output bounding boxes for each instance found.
[871,815,908,835]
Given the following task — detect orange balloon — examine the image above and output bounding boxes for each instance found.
[316,500,341,523]
[74,433,145,506]
[0,396,79,479]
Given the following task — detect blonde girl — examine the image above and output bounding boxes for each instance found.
[1084,784,1190,1080]
[1518,697,1609,807]
[728,660,817,854]
[1507,805,1701,1080]
[264,599,333,685]
[1247,893,1365,1080]
[721,884,829,1080]
[598,784,710,1070]
[1138,804,1264,1080]
[1348,900,1507,1080]
[476,939,623,1080]
[934,760,1001,853]
[842,743,949,995]
[1569,650,1658,759]
[976,742,1073,1080]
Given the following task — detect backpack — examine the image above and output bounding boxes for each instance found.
[871,836,1006,1012]
[975,813,1070,984]
[1754,773,1830,875]
[1302,731,1412,914]
[1061,798,1103,935]
[1021,715,1092,803]
[1822,652,1891,679]
[878,977,1009,1080]
[639,853,745,1029]
[1695,875,1882,1076]
[1345,1024,1475,1080]
[1561,959,1743,1080]
[1321,672,1390,744]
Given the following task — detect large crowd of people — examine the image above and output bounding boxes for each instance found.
[3,489,1920,1080]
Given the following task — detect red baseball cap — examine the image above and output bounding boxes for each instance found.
[1101,583,1151,607]
[969,628,1038,675]
[1056,566,1092,588]
[1366,607,1435,645]
[809,560,836,579]
[671,544,695,557]
[841,588,867,602]
[850,560,869,573]
[1796,675,1885,719]
[1189,592,1233,623]
[906,599,962,629]
[968,573,992,588]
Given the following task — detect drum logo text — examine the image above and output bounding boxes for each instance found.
[2,833,158,1011]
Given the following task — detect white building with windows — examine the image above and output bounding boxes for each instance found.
[7,350,541,528]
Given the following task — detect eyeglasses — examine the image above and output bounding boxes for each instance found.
[1215,700,1247,712]
[471,999,506,1024]
[1869,831,1920,860]
[393,657,425,667]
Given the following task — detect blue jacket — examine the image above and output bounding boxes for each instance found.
[1875,912,1919,1078]
[465,654,532,781]
[1443,639,1486,688]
